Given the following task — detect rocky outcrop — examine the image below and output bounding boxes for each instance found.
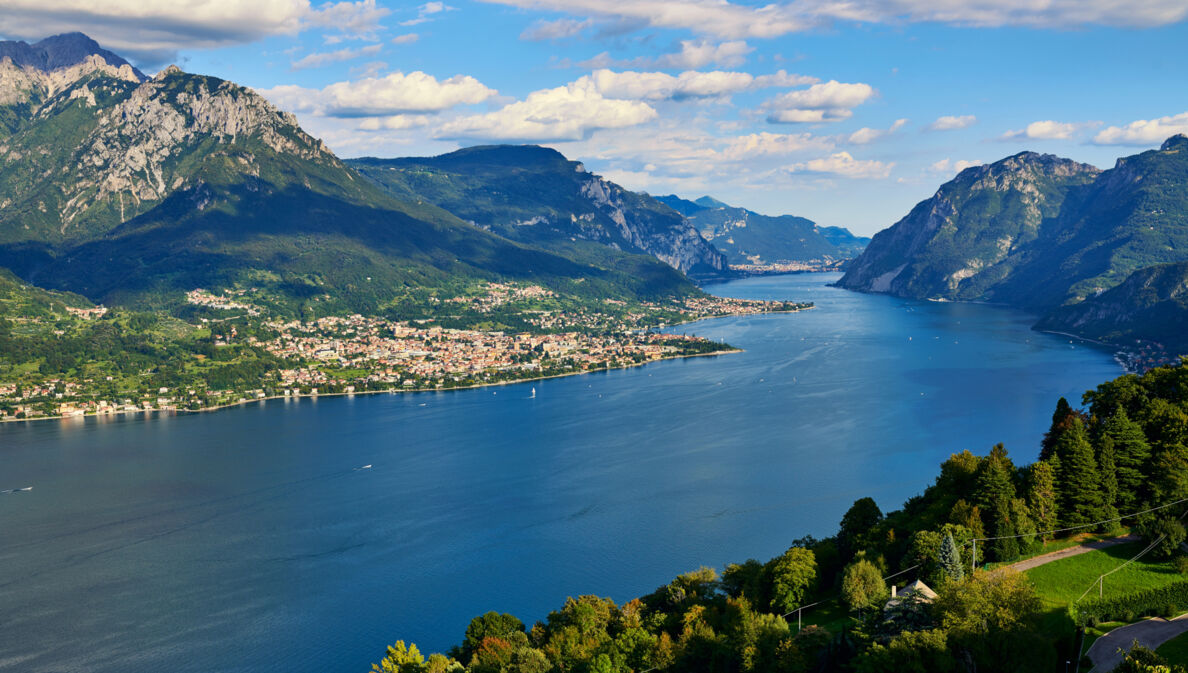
[836,152,1100,305]
[0,49,339,242]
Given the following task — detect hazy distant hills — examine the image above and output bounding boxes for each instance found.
[348,146,727,277]
[0,34,702,314]
[839,135,1188,352]
[654,194,869,266]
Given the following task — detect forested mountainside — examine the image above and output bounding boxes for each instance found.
[348,146,728,277]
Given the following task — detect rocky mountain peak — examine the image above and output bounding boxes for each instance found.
[1161,134,1188,152]
[0,32,144,80]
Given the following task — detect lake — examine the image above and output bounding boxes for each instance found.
[0,273,1121,672]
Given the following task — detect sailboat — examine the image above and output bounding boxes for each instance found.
[530,387,536,398]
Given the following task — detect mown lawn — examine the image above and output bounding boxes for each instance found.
[1159,630,1188,665]
[1026,542,1181,608]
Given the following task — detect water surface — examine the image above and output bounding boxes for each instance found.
[0,274,1120,672]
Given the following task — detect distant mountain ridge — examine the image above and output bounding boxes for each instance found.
[655,194,869,265]
[348,146,728,276]
[838,135,1188,354]
[0,33,700,315]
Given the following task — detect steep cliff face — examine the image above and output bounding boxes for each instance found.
[349,146,728,275]
[0,60,341,245]
[836,152,1100,303]
[1036,261,1188,352]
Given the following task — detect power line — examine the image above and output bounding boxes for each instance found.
[969,497,1188,544]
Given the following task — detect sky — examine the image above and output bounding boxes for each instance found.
[2,1,1187,236]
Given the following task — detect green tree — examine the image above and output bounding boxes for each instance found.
[938,531,965,583]
[838,497,883,559]
[1026,460,1060,539]
[372,641,429,673]
[1103,406,1153,510]
[974,443,1016,512]
[841,558,886,614]
[1040,397,1078,462]
[1054,418,1104,526]
[769,546,817,613]
[461,612,525,662]
[990,498,1020,562]
[1151,444,1188,503]
[907,530,945,585]
[1097,434,1123,533]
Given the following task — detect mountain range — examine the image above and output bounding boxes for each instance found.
[655,194,870,265]
[839,136,1188,353]
[0,33,726,316]
[347,146,727,277]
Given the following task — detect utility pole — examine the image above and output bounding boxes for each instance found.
[971,538,977,574]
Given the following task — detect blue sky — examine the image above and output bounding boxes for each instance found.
[2,1,1187,236]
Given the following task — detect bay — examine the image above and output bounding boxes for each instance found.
[0,273,1120,672]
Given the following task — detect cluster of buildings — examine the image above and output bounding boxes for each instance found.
[186,288,263,316]
[0,282,804,421]
[263,314,719,392]
[1117,341,1185,373]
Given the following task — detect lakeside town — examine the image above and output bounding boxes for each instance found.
[0,284,811,422]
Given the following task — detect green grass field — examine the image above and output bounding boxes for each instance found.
[1158,630,1188,665]
[1026,542,1181,608]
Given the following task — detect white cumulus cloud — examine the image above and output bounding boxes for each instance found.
[1001,120,1084,140]
[848,118,908,144]
[764,81,876,124]
[927,114,976,131]
[435,79,658,141]
[720,132,835,160]
[262,70,496,116]
[930,158,984,174]
[1093,111,1188,146]
[788,151,893,178]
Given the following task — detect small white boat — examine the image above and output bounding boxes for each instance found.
[356,465,372,470]
[18,486,32,491]
[530,387,536,398]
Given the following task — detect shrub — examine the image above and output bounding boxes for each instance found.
[1174,555,1188,575]
[1076,579,1188,625]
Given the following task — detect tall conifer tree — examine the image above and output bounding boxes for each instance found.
[1054,418,1103,526]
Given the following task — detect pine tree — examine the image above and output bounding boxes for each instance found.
[1054,418,1104,526]
[1151,444,1188,502]
[1097,434,1122,533]
[1103,406,1153,510]
[990,498,1020,561]
[1027,460,1060,540]
[974,443,1016,513]
[1040,397,1077,462]
[939,532,965,582]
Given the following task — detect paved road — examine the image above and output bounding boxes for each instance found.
[1086,614,1188,672]
[1009,534,1140,573]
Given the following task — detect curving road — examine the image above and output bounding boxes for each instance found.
[1086,614,1188,672]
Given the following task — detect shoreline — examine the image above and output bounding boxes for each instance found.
[0,347,742,426]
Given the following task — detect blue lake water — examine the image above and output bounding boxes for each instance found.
[0,273,1121,672]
